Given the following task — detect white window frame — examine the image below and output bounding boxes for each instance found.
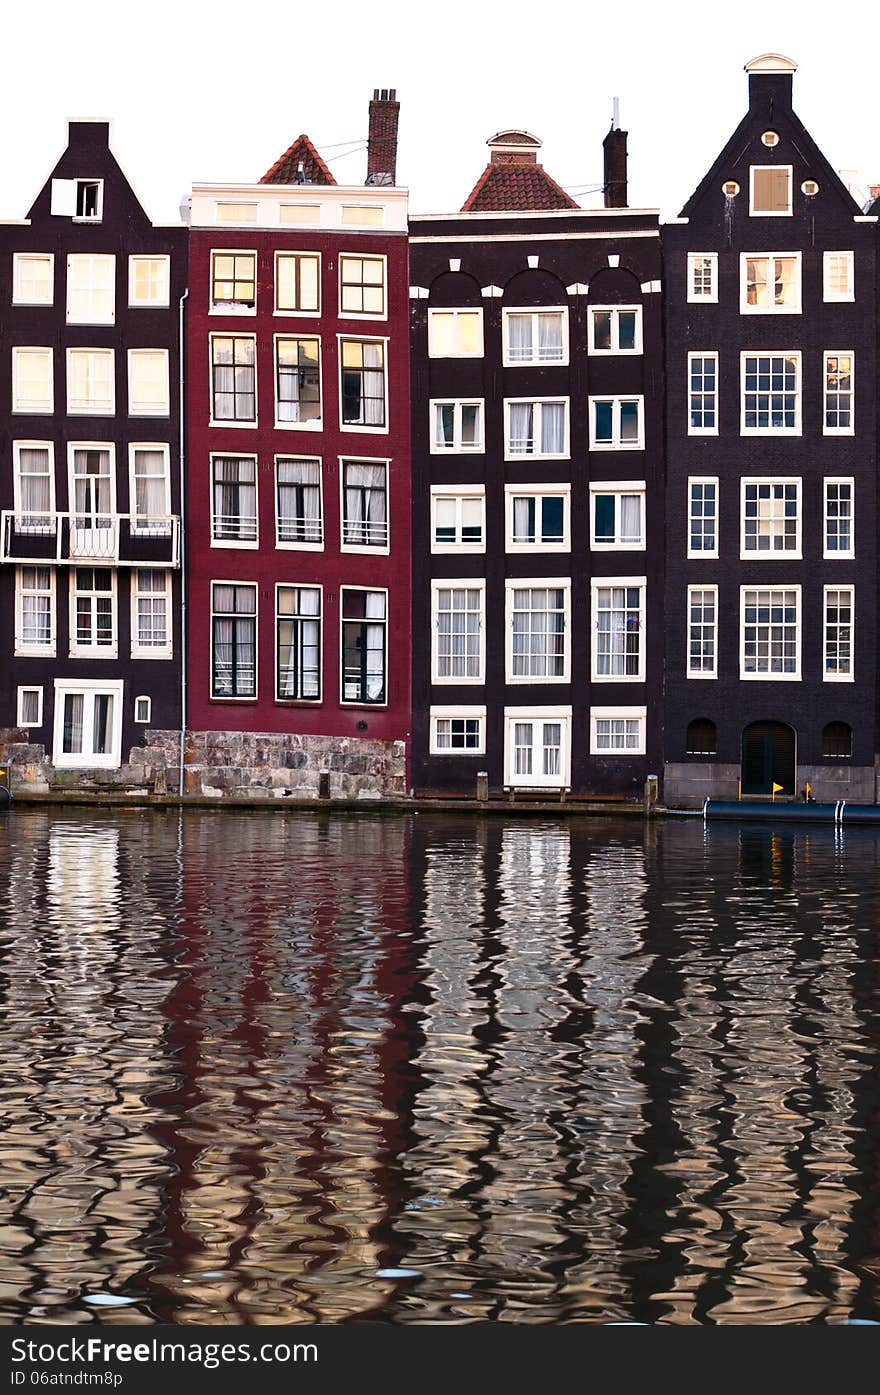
[823,351,855,437]
[740,351,801,435]
[739,584,801,681]
[429,398,485,453]
[274,455,324,552]
[686,584,719,680]
[687,477,719,559]
[209,453,258,550]
[73,179,104,223]
[740,477,802,559]
[505,578,571,685]
[209,248,257,315]
[338,251,387,321]
[69,567,118,658]
[66,253,116,325]
[589,705,647,756]
[17,686,44,728]
[503,397,570,461]
[66,347,115,417]
[340,456,391,554]
[588,395,644,450]
[134,695,152,723]
[430,486,486,554]
[823,252,855,303]
[274,250,321,317]
[128,444,172,535]
[503,705,572,790]
[52,680,125,772]
[67,442,117,540]
[749,164,793,216]
[12,441,56,529]
[209,333,257,428]
[274,333,322,430]
[687,253,718,303]
[131,569,173,660]
[12,347,53,415]
[823,584,855,684]
[687,352,719,436]
[504,484,570,554]
[427,307,484,358]
[590,576,647,683]
[337,334,389,434]
[210,580,259,701]
[587,304,643,355]
[823,477,855,560]
[14,566,55,656]
[127,349,170,417]
[739,252,801,314]
[429,705,487,756]
[274,583,323,704]
[430,579,486,686]
[12,253,54,306]
[128,255,171,308]
[589,481,646,551]
[502,306,569,366]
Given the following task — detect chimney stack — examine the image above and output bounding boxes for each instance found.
[366,88,399,186]
[603,102,628,208]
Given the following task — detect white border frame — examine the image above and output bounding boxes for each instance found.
[503,396,570,461]
[68,566,118,659]
[504,483,570,554]
[14,565,55,657]
[274,581,324,704]
[337,334,390,434]
[687,252,718,304]
[686,583,719,680]
[505,577,571,685]
[740,350,802,436]
[66,346,115,417]
[739,476,803,560]
[209,247,258,316]
[588,395,644,450]
[52,678,124,771]
[339,455,391,555]
[427,306,485,359]
[586,304,643,355]
[739,251,802,314]
[134,695,152,723]
[430,578,486,686]
[274,332,322,431]
[503,705,572,789]
[338,250,388,322]
[12,253,54,307]
[589,705,647,756]
[739,583,802,682]
[749,164,793,216]
[127,348,170,417]
[687,351,719,436]
[429,705,487,756]
[590,575,647,683]
[128,443,172,535]
[12,347,53,415]
[822,251,855,304]
[208,332,258,429]
[274,453,324,552]
[823,350,855,437]
[823,583,855,684]
[274,249,321,317]
[128,254,171,309]
[17,685,44,728]
[502,305,570,367]
[589,480,646,551]
[823,476,855,560]
[12,440,56,523]
[66,252,116,326]
[130,567,173,660]
[687,476,719,559]
[209,451,259,550]
[428,397,485,454]
[430,485,486,555]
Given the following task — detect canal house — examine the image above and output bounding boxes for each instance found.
[662,56,879,807]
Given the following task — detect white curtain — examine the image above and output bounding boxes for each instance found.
[620,494,641,544]
[19,447,51,528]
[435,403,454,447]
[63,693,84,755]
[513,496,533,543]
[134,449,166,526]
[363,343,384,426]
[508,314,532,361]
[345,463,386,544]
[509,402,533,453]
[540,403,565,453]
[538,313,562,360]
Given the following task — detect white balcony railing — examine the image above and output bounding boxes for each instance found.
[0,511,181,567]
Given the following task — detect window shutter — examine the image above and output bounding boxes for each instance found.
[50,179,77,216]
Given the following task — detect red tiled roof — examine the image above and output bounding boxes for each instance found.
[259,134,336,186]
[461,161,579,212]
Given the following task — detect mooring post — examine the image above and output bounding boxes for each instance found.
[476,770,488,802]
[644,774,658,818]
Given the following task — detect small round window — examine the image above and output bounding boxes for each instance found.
[762,131,780,147]
[801,179,819,196]
[722,180,740,196]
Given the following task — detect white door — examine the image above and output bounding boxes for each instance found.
[70,448,115,559]
[508,717,568,787]
[53,682,123,769]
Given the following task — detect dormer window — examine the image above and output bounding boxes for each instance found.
[761,131,779,147]
[750,166,792,215]
[76,181,102,219]
[50,178,104,221]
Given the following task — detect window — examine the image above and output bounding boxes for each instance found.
[590,483,645,549]
[822,721,852,759]
[340,339,386,428]
[740,586,800,679]
[687,478,718,557]
[505,488,569,552]
[506,583,569,682]
[590,706,647,755]
[134,696,152,724]
[824,353,854,435]
[53,682,124,771]
[740,254,800,313]
[687,253,717,302]
[686,718,717,756]
[432,583,485,684]
[13,254,53,305]
[592,579,645,681]
[741,353,800,433]
[17,686,43,728]
[750,165,792,215]
[504,708,571,788]
[342,459,388,549]
[279,205,320,226]
[588,306,642,354]
[341,588,387,704]
[431,488,485,552]
[129,256,170,307]
[274,335,321,427]
[688,353,718,433]
[211,455,257,544]
[342,206,383,227]
[502,308,567,365]
[132,569,172,658]
[210,335,256,423]
[75,181,103,220]
[427,308,483,358]
[824,586,853,682]
[824,479,854,558]
[67,349,114,415]
[275,252,320,313]
[216,202,257,223]
[339,254,386,316]
[13,443,54,533]
[12,348,53,414]
[276,585,321,701]
[210,251,256,311]
[276,457,322,547]
[211,582,257,697]
[15,567,54,655]
[504,398,568,458]
[429,707,486,755]
[69,446,114,558]
[741,479,801,556]
[128,349,170,416]
[687,585,718,678]
[431,399,484,452]
[823,252,854,303]
[589,396,644,449]
[66,254,115,324]
[129,445,171,535]
[70,568,116,656]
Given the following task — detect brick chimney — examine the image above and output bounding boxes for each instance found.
[366,89,399,186]
[603,100,628,208]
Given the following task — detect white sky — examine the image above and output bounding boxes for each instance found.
[3,0,877,225]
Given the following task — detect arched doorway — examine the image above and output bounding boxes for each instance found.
[741,721,796,796]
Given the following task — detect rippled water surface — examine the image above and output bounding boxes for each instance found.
[0,807,878,1325]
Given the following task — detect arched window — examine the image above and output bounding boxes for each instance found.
[822,721,852,759]
[686,718,717,755]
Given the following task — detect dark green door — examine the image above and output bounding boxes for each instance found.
[741,722,796,796]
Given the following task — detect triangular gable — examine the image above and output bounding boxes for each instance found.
[461,162,578,212]
[259,134,336,186]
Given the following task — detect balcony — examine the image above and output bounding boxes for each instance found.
[1,512,181,568]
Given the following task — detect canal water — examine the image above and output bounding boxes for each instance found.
[0,807,878,1325]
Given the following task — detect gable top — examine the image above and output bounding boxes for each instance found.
[487,130,543,153]
[259,134,336,186]
[744,53,798,74]
[461,129,579,212]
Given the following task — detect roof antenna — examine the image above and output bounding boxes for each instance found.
[612,97,620,130]
[295,159,308,184]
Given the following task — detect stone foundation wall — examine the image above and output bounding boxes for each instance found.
[664,761,878,809]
